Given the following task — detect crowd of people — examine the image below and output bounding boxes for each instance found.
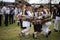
[0,5,16,26]
[0,1,60,39]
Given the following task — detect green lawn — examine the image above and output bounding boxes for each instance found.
[0,22,60,40]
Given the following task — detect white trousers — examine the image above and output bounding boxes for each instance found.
[54,16,60,30]
[21,27,30,35]
[21,21,31,35]
[42,21,51,35]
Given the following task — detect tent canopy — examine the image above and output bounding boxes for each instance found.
[2,0,15,3]
[26,0,60,4]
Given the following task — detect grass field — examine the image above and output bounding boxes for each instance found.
[0,22,60,40]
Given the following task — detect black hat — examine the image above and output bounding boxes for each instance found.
[26,4,31,6]
[19,1,22,3]
[54,5,57,7]
[39,5,43,8]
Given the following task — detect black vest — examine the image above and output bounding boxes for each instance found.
[25,10,28,15]
[10,8,14,15]
[57,9,60,17]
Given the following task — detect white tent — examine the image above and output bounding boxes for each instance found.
[26,0,60,4]
[27,0,49,4]
[0,0,2,1]
[3,0,15,3]
[51,0,60,4]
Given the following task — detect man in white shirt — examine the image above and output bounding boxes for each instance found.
[9,6,14,24]
[15,7,22,26]
[54,4,60,32]
[5,5,10,26]
[14,6,18,23]
[2,5,10,26]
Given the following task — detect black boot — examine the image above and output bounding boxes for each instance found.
[44,34,48,38]
[33,33,37,39]
[54,29,58,32]
[17,22,19,26]
[48,31,51,35]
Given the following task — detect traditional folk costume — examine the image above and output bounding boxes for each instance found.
[32,12,43,38]
[19,9,33,37]
[41,9,51,37]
